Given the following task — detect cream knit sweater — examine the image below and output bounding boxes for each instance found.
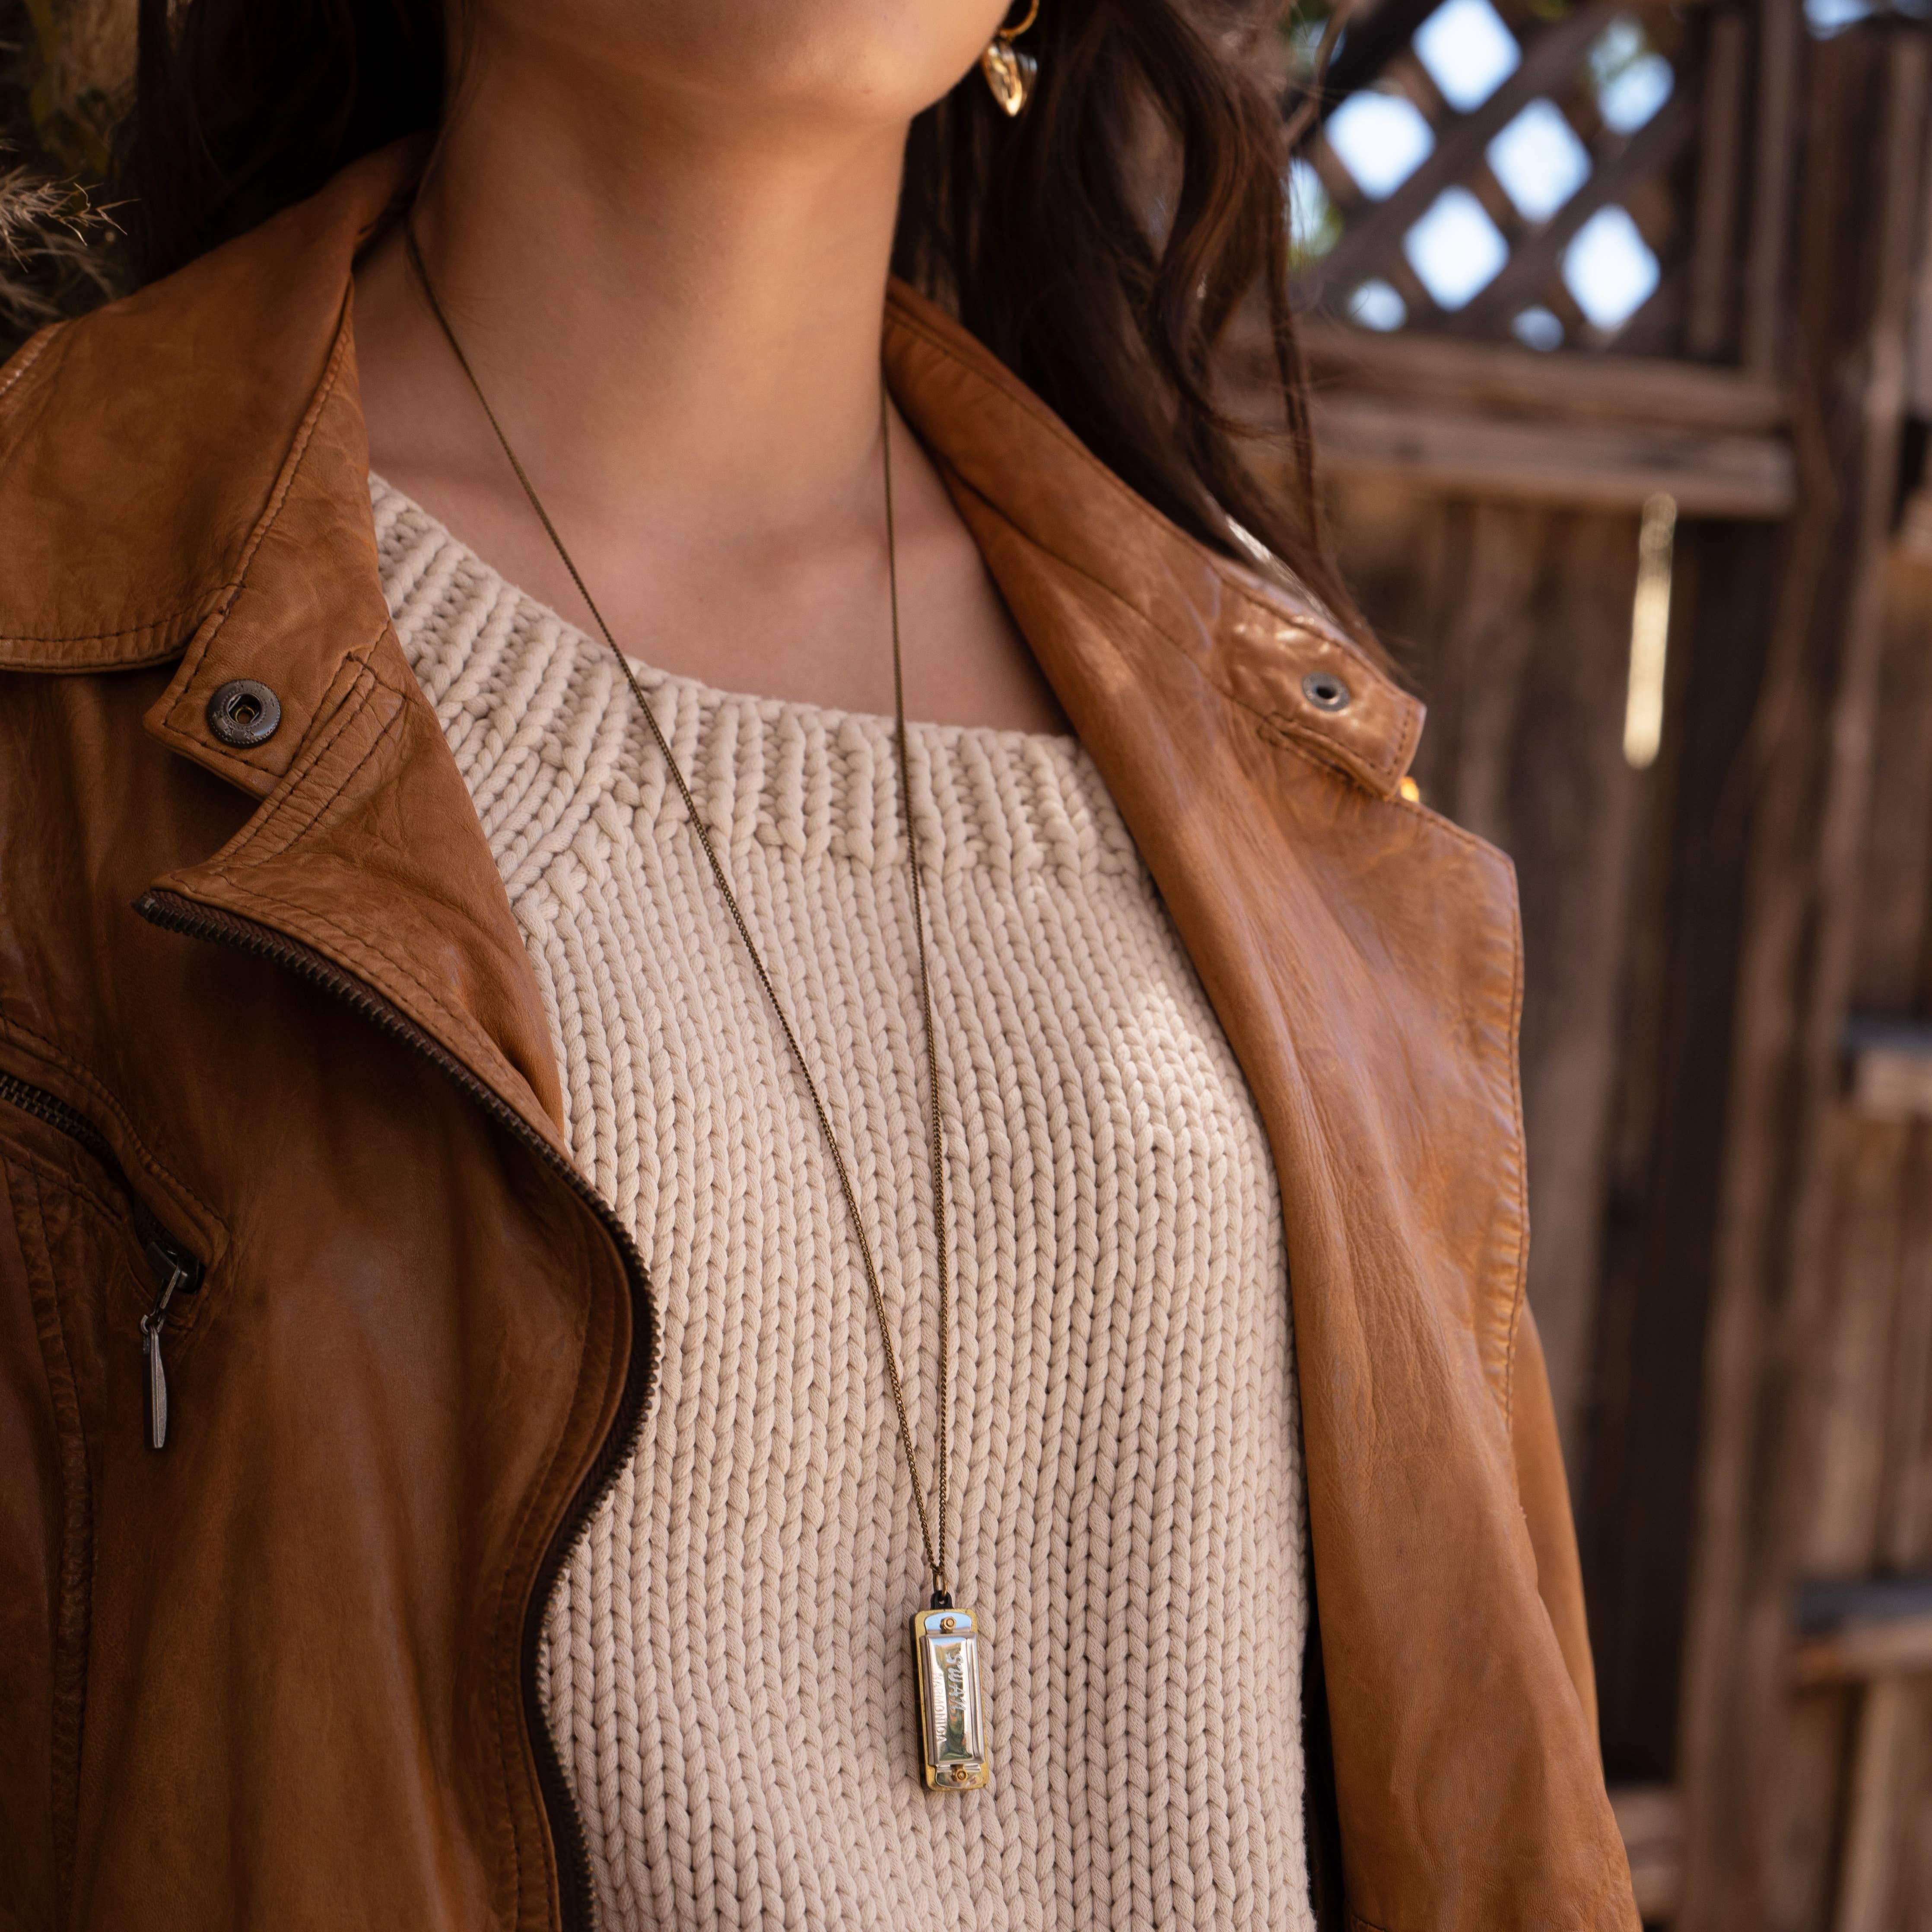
[373,475,1315,1932]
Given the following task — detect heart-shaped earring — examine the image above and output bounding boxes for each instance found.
[979,2,1041,117]
[979,39,1037,115]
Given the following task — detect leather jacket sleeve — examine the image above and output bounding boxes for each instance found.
[1510,1303,1600,1748]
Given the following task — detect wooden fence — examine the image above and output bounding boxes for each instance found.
[1287,8,1932,1923]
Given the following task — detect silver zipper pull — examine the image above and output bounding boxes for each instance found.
[141,1312,169,1449]
[140,1238,201,1451]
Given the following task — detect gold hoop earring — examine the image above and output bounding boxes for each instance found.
[979,0,1040,117]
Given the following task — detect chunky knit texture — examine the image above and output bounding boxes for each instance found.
[372,475,1314,1932]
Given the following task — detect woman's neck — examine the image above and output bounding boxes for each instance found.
[351,12,1066,733]
[359,36,907,551]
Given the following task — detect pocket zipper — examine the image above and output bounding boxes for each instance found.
[138,1236,204,1449]
[0,1070,206,1449]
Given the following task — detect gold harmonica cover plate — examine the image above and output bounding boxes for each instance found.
[911,1606,991,1791]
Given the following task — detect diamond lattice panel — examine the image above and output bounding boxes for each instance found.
[1287,0,1694,354]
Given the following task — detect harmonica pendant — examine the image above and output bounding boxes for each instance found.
[911,1605,991,1790]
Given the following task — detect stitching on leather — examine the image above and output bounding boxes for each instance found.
[888,302,1404,712]
[0,319,61,405]
[358,642,415,705]
[1206,723,1531,1417]
[149,702,276,794]
[191,877,537,1125]
[0,1018,229,1237]
[0,1132,220,1352]
[220,883,521,1092]
[16,1138,220,1376]
[1390,693,1427,785]
[155,622,391,812]
[1261,708,1401,788]
[217,630,440,878]
[3,1142,150,1281]
[1056,520,1407,785]
[1198,601,1408,785]
[1021,518,1388,777]
[5,296,350,663]
[254,681,400,860]
[1284,728,1530,886]
[9,1158,92,1916]
[0,606,218,650]
[5,613,202,640]
[1382,786,1511,864]
[1378,794,1530,1409]
[249,679,384,845]
[1500,864,1531,1433]
[219,654,392,861]
[158,301,357,737]
[1217,595,1408,783]
[1252,698,1512,872]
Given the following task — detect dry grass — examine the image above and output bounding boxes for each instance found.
[0,156,120,337]
[0,0,131,353]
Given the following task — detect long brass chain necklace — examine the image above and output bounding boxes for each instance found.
[406,228,991,1792]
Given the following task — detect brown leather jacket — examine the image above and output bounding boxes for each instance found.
[0,146,1638,1932]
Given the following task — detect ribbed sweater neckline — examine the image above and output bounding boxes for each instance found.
[368,472,1142,888]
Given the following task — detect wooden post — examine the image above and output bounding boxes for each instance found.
[1688,10,1750,361]
[1674,34,1929,1932]
[1834,1678,1915,1932]
[1786,1575,1932,1932]
[1741,0,1802,375]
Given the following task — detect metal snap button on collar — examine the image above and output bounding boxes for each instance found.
[206,679,282,748]
[1301,670,1351,714]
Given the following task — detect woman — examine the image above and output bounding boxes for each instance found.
[0,1,1636,1927]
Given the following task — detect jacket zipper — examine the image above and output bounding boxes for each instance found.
[139,1235,202,1449]
[134,887,659,1932]
[0,1070,207,1449]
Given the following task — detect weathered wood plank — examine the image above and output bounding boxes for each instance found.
[1792,1618,1932,1686]
[1845,1023,1932,1119]
[1290,319,1791,430]
[1311,393,1795,515]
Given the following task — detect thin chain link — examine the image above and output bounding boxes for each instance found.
[406,226,958,1603]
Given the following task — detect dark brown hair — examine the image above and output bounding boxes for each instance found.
[116,0,1368,645]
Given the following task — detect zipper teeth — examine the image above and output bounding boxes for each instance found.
[135,887,658,1932]
[0,1069,123,1172]
[0,1067,177,1258]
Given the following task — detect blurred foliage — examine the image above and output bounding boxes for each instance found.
[1,0,130,354]
[1280,0,1345,83]
[1287,158,1341,268]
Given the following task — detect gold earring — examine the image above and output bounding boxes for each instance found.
[979,0,1040,117]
